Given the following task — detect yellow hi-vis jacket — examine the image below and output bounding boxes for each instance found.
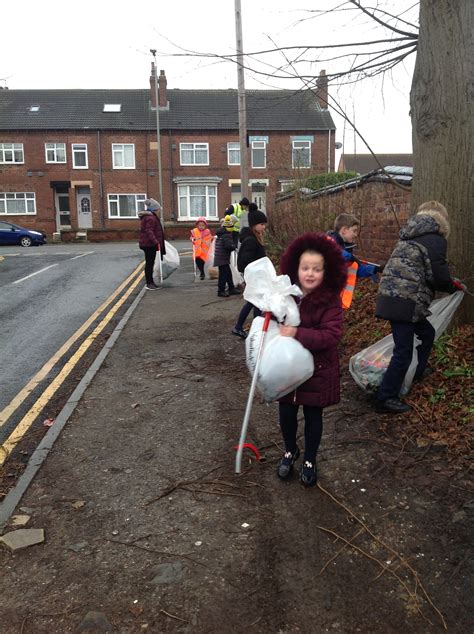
[230,203,244,233]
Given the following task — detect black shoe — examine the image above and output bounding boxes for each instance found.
[375,398,411,413]
[232,327,247,339]
[228,288,242,295]
[277,447,300,480]
[200,274,205,280]
[146,283,158,290]
[413,367,434,383]
[217,291,230,297]
[300,461,317,487]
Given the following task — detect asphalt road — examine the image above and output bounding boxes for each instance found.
[0,241,189,413]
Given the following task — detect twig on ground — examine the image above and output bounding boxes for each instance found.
[108,538,208,568]
[181,486,246,498]
[317,483,447,631]
[160,609,188,623]
[145,464,225,505]
[319,528,364,575]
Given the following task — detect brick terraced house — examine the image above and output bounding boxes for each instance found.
[0,67,336,241]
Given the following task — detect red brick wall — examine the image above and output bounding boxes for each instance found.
[275,180,411,263]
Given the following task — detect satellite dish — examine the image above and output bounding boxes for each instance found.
[335,142,343,150]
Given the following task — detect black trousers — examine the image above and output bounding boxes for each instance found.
[377,318,435,401]
[140,246,157,285]
[195,257,205,276]
[235,301,261,330]
[278,402,323,465]
[218,264,234,292]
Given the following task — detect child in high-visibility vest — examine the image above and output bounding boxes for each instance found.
[190,217,213,280]
[327,213,381,308]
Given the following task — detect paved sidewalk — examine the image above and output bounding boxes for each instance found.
[0,253,470,633]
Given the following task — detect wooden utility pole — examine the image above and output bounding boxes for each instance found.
[234,0,249,200]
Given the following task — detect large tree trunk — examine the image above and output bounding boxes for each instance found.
[410,0,473,323]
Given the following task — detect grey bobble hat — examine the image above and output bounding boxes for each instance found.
[144,198,161,211]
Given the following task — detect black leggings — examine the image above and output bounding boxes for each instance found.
[195,257,205,276]
[140,246,157,284]
[235,301,261,330]
[278,402,323,464]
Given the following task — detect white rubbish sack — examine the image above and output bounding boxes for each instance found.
[245,316,314,402]
[349,291,464,395]
[230,250,244,287]
[154,241,180,280]
[243,257,302,326]
[203,237,216,276]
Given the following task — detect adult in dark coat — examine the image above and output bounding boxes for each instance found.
[276,232,346,486]
[138,198,166,290]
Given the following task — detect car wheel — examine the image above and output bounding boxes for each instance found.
[20,236,32,247]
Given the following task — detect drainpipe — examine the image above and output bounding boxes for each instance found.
[97,130,105,227]
[168,130,175,220]
[327,129,331,173]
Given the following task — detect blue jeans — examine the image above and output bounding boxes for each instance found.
[377,319,435,402]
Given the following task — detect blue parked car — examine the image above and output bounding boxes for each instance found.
[0,220,47,247]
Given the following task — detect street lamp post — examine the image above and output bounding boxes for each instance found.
[150,50,164,226]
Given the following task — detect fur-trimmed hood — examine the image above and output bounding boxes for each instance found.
[401,211,450,240]
[280,232,347,303]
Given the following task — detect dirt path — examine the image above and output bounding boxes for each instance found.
[0,258,471,633]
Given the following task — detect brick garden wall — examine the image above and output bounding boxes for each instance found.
[275,180,412,264]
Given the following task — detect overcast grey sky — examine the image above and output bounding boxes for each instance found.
[2,0,417,157]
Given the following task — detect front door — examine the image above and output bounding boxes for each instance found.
[54,186,71,231]
[76,187,92,229]
[252,185,266,212]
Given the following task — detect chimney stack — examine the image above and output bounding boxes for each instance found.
[149,63,157,109]
[316,69,328,110]
[158,70,167,107]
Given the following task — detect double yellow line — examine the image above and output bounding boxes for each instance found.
[0,263,143,466]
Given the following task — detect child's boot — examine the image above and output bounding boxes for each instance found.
[277,447,300,480]
[300,460,317,487]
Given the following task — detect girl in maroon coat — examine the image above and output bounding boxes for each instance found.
[277,232,347,486]
[138,198,166,290]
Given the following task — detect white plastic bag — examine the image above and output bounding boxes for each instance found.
[230,250,244,287]
[246,316,314,402]
[203,237,216,277]
[154,240,180,280]
[243,257,302,326]
[349,291,464,395]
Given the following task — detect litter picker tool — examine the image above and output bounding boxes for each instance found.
[157,249,163,285]
[235,311,271,474]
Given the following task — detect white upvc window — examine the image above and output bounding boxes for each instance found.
[177,184,218,220]
[251,140,266,168]
[179,143,209,166]
[0,192,36,215]
[227,142,240,166]
[0,143,24,164]
[112,143,135,169]
[45,142,66,163]
[72,143,88,169]
[108,194,146,218]
[292,140,311,168]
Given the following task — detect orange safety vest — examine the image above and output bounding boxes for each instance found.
[190,228,212,261]
[341,261,359,309]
